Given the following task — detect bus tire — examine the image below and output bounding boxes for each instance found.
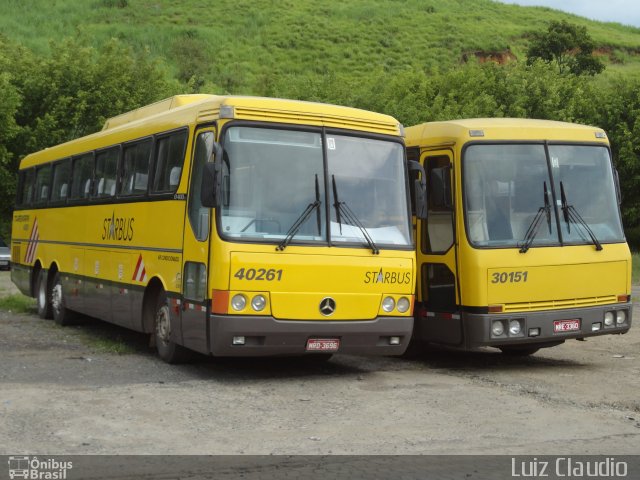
[51,271,75,326]
[154,292,191,364]
[499,346,540,356]
[36,269,53,319]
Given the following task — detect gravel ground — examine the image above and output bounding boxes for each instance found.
[0,271,639,459]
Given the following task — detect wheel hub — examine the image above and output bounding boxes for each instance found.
[51,284,62,315]
[156,305,171,346]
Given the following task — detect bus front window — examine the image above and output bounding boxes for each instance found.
[464,144,558,248]
[221,126,326,243]
[327,135,412,248]
[219,126,412,249]
[548,145,624,245]
[463,143,624,249]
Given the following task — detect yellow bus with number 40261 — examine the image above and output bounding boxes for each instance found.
[405,118,632,356]
[11,95,425,363]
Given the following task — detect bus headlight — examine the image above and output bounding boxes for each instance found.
[396,297,411,313]
[509,319,522,336]
[616,310,627,325]
[604,311,615,327]
[231,294,246,311]
[251,295,266,312]
[491,320,505,337]
[382,296,395,313]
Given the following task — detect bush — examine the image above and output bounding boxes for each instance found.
[625,226,640,252]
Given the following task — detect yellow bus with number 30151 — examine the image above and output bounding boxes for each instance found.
[405,118,632,356]
[11,95,425,363]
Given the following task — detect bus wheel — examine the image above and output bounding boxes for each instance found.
[36,270,53,319]
[51,272,75,325]
[499,346,540,356]
[154,292,190,364]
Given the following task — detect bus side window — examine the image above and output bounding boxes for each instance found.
[34,164,52,206]
[18,169,36,207]
[188,131,214,241]
[69,153,95,201]
[152,130,187,194]
[120,139,152,196]
[183,262,207,301]
[422,155,454,254]
[94,147,120,198]
[51,159,71,203]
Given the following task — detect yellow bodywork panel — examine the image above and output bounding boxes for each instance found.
[487,262,627,308]
[12,200,186,293]
[457,236,631,309]
[227,250,414,320]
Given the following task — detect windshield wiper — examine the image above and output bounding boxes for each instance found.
[560,181,603,251]
[519,182,552,254]
[332,175,379,255]
[276,175,322,251]
[331,174,343,234]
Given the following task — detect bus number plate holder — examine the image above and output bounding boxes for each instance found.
[553,319,580,333]
[306,338,340,352]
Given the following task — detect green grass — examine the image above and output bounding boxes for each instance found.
[81,335,136,355]
[0,293,36,314]
[0,288,134,353]
[0,0,639,94]
[633,253,639,285]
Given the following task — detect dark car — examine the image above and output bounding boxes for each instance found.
[0,237,10,271]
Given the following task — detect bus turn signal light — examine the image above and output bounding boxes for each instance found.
[212,290,230,314]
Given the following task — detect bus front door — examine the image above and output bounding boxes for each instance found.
[415,149,462,345]
[179,127,216,354]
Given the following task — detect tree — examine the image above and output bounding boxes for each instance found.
[0,40,24,239]
[10,37,179,159]
[0,36,179,238]
[526,20,605,76]
[593,77,640,233]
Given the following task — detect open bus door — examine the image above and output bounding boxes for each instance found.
[410,148,463,346]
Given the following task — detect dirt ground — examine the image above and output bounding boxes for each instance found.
[0,271,639,456]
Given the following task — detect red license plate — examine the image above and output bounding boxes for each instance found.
[554,319,581,333]
[306,338,340,352]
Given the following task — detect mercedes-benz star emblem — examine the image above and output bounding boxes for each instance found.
[319,297,336,316]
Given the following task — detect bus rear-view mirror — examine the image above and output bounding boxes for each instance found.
[408,160,427,220]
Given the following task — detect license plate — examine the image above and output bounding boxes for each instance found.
[0,261,7,266]
[306,338,340,352]
[554,319,580,333]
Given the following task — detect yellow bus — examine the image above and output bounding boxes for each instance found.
[405,118,632,355]
[11,95,421,362]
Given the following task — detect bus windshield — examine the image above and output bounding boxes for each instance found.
[220,126,412,248]
[463,143,624,249]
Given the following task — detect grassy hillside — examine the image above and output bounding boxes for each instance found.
[1,0,639,93]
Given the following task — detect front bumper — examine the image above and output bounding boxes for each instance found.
[463,302,632,350]
[208,314,413,356]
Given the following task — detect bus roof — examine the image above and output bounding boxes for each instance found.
[21,95,403,169]
[405,118,609,147]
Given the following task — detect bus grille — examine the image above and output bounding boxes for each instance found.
[503,295,619,312]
